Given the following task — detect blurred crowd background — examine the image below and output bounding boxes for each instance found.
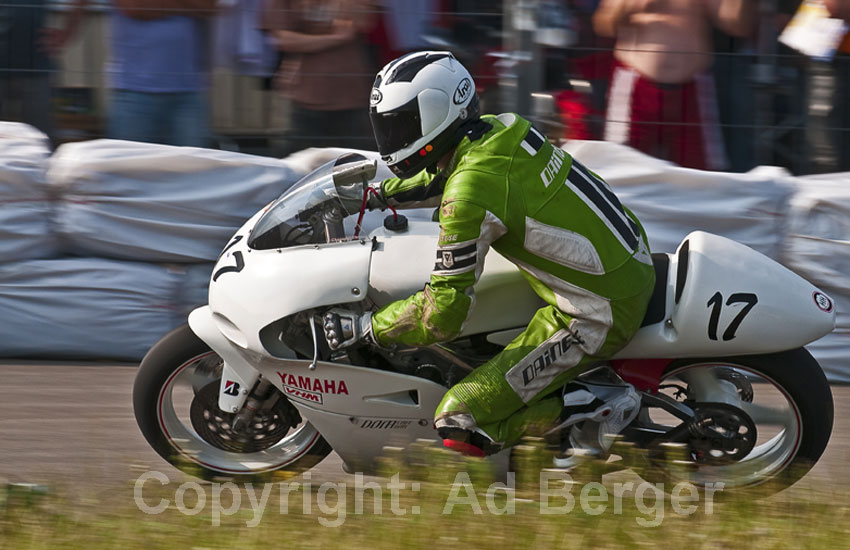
[2,0,848,175]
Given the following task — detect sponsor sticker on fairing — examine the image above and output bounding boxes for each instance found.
[276,372,349,405]
[358,419,413,430]
[814,291,834,313]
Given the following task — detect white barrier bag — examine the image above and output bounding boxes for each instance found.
[49,140,305,262]
[781,173,850,297]
[563,141,794,258]
[169,263,215,319]
[0,258,184,360]
[0,122,57,259]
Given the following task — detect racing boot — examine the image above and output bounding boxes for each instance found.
[435,394,562,457]
[545,380,641,468]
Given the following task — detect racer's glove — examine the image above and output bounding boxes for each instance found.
[322,309,375,351]
[336,182,388,215]
[366,185,389,210]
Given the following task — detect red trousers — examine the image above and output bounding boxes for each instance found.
[604,61,727,171]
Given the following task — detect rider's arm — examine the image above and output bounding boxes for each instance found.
[379,169,447,209]
[371,197,505,346]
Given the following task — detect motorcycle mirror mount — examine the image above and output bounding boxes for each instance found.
[333,156,378,186]
[333,155,379,219]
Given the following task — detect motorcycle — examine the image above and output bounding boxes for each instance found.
[133,152,835,494]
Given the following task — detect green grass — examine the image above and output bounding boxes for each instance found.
[1,444,847,550]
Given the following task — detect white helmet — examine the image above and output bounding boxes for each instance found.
[369,51,479,179]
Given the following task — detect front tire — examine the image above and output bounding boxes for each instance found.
[133,324,332,480]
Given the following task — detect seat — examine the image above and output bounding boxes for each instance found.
[640,253,669,327]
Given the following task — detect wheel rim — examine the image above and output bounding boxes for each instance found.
[652,363,803,489]
[156,351,322,475]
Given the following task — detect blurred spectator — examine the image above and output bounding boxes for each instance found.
[108,0,217,147]
[593,0,755,170]
[429,0,502,111]
[0,0,87,143]
[262,0,377,155]
[745,0,804,172]
[559,0,614,140]
[214,0,279,78]
[805,0,850,173]
[712,28,756,172]
[366,0,436,66]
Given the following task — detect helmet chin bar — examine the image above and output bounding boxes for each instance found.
[388,117,465,179]
[388,96,482,180]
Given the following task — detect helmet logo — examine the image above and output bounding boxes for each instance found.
[453,78,472,105]
[370,88,383,105]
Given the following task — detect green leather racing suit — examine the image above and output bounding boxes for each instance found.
[370,113,656,448]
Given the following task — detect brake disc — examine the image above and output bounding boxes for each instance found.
[190,381,300,453]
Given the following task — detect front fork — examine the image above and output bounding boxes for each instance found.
[232,378,278,430]
[217,362,259,413]
[218,367,284,431]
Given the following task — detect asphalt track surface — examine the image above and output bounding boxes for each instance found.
[0,361,846,491]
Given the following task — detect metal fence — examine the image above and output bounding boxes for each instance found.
[2,1,847,174]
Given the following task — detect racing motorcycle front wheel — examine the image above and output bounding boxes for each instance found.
[133,324,332,480]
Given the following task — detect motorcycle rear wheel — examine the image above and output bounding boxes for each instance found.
[641,347,833,495]
[133,324,332,480]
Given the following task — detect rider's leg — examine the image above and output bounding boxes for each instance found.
[435,289,651,454]
[435,305,596,451]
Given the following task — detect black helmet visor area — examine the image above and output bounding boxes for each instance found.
[369,96,422,156]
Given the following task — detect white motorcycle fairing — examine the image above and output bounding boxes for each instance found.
[194,225,834,473]
[192,304,453,472]
[617,231,835,358]
[208,232,373,353]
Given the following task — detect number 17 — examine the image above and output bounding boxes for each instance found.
[707,291,758,341]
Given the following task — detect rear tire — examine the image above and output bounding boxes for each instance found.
[645,347,833,495]
[133,324,332,481]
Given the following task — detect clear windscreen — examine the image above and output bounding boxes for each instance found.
[247,153,379,250]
